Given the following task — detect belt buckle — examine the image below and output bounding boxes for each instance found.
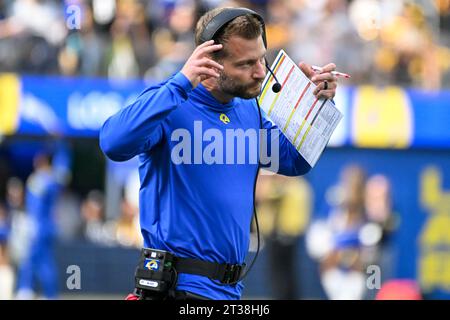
[222,263,242,284]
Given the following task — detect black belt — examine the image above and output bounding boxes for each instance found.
[174,257,246,284]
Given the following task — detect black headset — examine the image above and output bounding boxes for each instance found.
[199,8,282,286]
[199,7,282,93]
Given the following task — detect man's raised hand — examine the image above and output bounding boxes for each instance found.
[181,40,224,88]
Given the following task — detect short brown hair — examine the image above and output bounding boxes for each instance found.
[194,7,263,58]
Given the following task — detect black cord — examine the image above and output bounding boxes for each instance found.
[211,98,263,286]
[170,266,179,290]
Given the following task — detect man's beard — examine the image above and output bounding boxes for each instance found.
[217,72,263,99]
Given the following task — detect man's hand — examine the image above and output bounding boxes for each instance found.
[299,62,337,100]
[181,40,224,89]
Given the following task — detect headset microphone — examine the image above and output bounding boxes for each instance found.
[265,63,282,93]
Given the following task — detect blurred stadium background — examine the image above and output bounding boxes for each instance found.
[0,0,449,300]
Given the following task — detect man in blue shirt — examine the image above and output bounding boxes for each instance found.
[100,7,337,300]
[16,143,71,300]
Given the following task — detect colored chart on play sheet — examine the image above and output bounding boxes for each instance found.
[258,49,343,167]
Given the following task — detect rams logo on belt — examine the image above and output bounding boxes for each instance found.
[220,113,230,124]
[144,259,160,271]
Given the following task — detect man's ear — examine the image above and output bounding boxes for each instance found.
[210,43,226,62]
[207,53,224,76]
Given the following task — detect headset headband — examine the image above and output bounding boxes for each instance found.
[199,8,267,48]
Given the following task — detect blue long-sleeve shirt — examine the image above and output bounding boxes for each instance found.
[100,72,311,299]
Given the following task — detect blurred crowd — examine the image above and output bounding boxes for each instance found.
[256,164,411,300]
[0,144,142,299]
[305,164,402,300]
[0,0,448,89]
[256,173,312,299]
